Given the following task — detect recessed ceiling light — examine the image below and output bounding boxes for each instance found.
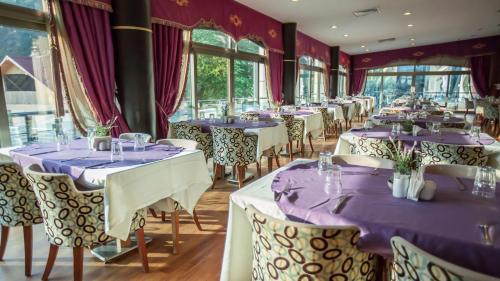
[361,45,365,48]
[343,34,349,37]
[403,11,412,16]
[331,25,337,29]
[410,38,415,41]
[407,24,414,27]
[365,49,370,52]
[411,42,416,46]
[291,0,299,2]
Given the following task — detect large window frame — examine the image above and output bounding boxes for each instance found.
[296,57,326,104]
[364,64,475,109]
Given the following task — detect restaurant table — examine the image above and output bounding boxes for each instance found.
[334,128,500,168]
[220,159,500,280]
[372,114,465,127]
[300,105,344,123]
[1,139,212,260]
[180,119,289,159]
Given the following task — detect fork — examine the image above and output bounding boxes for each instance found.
[478,223,493,246]
[370,168,380,176]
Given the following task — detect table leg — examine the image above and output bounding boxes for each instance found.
[90,233,152,263]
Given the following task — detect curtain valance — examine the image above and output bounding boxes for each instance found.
[296,31,331,65]
[62,0,112,12]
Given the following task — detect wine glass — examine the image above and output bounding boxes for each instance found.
[473,166,496,198]
[110,140,124,162]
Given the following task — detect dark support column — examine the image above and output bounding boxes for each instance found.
[282,23,297,105]
[491,47,500,97]
[329,46,340,99]
[111,0,156,137]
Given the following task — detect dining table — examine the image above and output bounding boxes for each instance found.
[372,114,465,128]
[0,138,212,261]
[220,159,500,281]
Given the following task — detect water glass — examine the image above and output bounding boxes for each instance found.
[363,120,371,130]
[325,164,342,196]
[134,133,146,152]
[318,152,330,172]
[430,122,441,135]
[391,124,398,136]
[412,125,419,137]
[398,111,406,119]
[473,166,496,198]
[110,141,124,162]
[209,113,216,123]
[199,112,206,120]
[56,133,69,151]
[469,126,481,141]
[87,127,96,150]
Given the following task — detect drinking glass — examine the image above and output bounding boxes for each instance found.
[431,122,440,135]
[412,125,419,137]
[391,124,398,137]
[363,120,370,130]
[199,112,206,120]
[325,164,342,196]
[87,127,96,151]
[110,141,124,162]
[56,133,69,151]
[318,152,330,173]
[398,111,405,119]
[470,126,481,142]
[473,166,496,198]
[134,133,146,152]
[209,113,215,123]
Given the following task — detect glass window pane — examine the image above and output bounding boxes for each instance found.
[299,56,312,66]
[234,59,259,114]
[258,63,269,109]
[297,68,311,104]
[448,74,475,109]
[415,75,448,105]
[364,76,382,107]
[192,28,234,49]
[338,74,346,97]
[196,54,228,118]
[0,25,78,146]
[381,76,412,107]
[0,0,42,10]
[415,65,469,72]
[236,39,264,55]
[170,56,194,122]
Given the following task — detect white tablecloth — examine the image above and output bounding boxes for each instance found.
[297,112,324,139]
[245,123,289,158]
[220,159,311,281]
[0,147,212,240]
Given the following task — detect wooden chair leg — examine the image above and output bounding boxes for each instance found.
[267,156,273,172]
[212,164,221,188]
[73,247,84,281]
[42,244,58,281]
[301,141,305,157]
[148,208,159,218]
[256,162,261,178]
[171,211,180,254]
[135,228,149,272]
[288,142,293,161]
[236,166,246,188]
[192,209,203,231]
[0,226,8,261]
[161,211,166,222]
[308,134,314,152]
[275,155,280,168]
[23,226,32,276]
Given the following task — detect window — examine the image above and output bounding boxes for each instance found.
[363,64,476,109]
[338,65,347,97]
[171,28,269,121]
[0,3,79,147]
[296,56,327,104]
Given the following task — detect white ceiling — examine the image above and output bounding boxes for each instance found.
[236,0,500,55]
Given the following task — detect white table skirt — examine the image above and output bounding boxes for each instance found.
[0,147,212,240]
[297,112,324,139]
[220,159,312,281]
[246,123,289,158]
[333,130,500,169]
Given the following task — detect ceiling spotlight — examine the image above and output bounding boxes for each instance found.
[343,34,349,37]
[291,0,299,2]
[411,42,416,46]
[403,11,412,16]
[331,25,337,29]
[410,38,415,41]
[361,45,365,48]
[407,24,414,27]
[365,49,370,52]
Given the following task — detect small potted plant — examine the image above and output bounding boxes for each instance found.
[400,120,414,135]
[387,138,415,198]
[92,116,117,151]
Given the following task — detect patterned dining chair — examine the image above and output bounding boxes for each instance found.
[391,237,498,281]
[170,122,213,161]
[351,135,399,160]
[240,112,261,121]
[211,127,260,188]
[24,164,149,281]
[275,114,305,161]
[420,141,488,166]
[245,205,378,281]
[118,132,152,143]
[313,107,333,140]
[0,162,43,277]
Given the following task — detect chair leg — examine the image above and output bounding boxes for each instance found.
[300,141,305,157]
[72,247,84,281]
[42,244,58,281]
[256,162,261,177]
[288,142,293,161]
[308,134,314,152]
[236,165,246,188]
[135,228,149,272]
[148,208,159,218]
[23,226,32,276]
[275,154,281,168]
[192,209,203,231]
[212,164,222,188]
[161,211,166,222]
[171,211,180,254]
[267,156,273,172]
[0,226,8,261]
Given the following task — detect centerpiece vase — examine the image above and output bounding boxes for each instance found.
[393,172,410,198]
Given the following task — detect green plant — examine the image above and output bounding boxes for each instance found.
[94,116,117,137]
[401,120,413,132]
[386,138,415,175]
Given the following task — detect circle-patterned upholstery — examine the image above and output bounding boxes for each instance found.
[274,114,304,142]
[351,135,399,160]
[241,112,261,121]
[0,162,43,227]
[313,107,333,132]
[211,126,258,166]
[420,141,488,166]
[391,237,497,281]
[171,122,213,159]
[24,165,146,248]
[245,205,378,281]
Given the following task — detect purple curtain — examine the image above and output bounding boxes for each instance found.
[470,55,491,97]
[268,51,283,103]
[153,24,186,138]
[61,1,129,136]
[350,69,367,96]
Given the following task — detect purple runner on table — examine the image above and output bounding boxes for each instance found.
[190,119,279,133]
[10,139,185,180]
[350,127,495,146]
[271,161,500,277]
[246,110,314,119]
[373,115,465,125]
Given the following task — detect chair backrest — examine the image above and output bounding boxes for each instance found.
[391,237,499,281]
[240,112,260,121]
[421,141,488,166]
[332,155,395,169]
[119,133,152,143]
[351,135,398,160]
[211,126,257,166]
[170,122,213,159]
[0,162,42,227]
[23,164,109,247]
[275,114,304,141]
[245,204,378,280]
[156,138,199,150]
[313,107,331,129]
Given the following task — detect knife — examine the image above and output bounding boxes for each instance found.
[455,177,466,191]
[331,195,352,214]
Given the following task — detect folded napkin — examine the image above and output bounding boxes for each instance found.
[412,125,423,136]
[407,169,425,201]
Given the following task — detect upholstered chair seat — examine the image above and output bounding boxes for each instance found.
[171,122,213,160]
[420,141,488,166]
[391,237,498,281]
[24,164,149,281]
[0,162,43,277]
[245,205,378,281]
[351,135,399,160]
[211,127,260,188]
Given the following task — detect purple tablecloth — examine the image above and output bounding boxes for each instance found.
[189,119,279,133]
[10,139,185,180]
[350,127,495,146]
[246,110,314,118]
[374,115,465,125]
[271,161,500,277]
